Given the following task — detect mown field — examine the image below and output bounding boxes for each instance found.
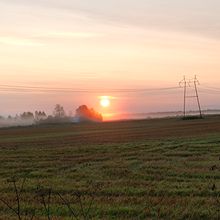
[1,116,220,219]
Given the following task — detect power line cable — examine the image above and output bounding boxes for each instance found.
[0,84,181,94]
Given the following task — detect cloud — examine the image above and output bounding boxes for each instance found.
[38,31,102,39]
[1,0,220,40]
[46,1,220,39]
[0,37,44,47]
[61,0,220,40]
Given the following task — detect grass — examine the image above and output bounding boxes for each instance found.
[1,116,220,219]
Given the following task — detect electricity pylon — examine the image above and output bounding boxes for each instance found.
[179,75,202,118]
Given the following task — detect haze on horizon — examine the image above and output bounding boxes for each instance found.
[1,0,220,118]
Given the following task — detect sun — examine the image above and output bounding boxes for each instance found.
[100,96,110,108]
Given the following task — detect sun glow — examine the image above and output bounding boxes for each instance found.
[100,96,111,108]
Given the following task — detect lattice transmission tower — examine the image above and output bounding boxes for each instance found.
[179,75,202,118]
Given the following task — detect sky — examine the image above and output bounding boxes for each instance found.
[1,0,220,119]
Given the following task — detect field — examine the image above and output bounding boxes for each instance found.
[1,116,220,219]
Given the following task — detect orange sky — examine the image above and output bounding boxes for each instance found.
[1,0,220,118]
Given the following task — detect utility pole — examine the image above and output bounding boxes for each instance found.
[179,76,187,118]
[193,75,202,118]
[179,75,203,119]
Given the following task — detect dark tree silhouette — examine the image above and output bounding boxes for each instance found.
[75,105,103,122]
[35,111,47,121]
[20,112,34,121]
[53,104,66,118]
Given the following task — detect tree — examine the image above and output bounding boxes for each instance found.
[75,105,103,122]
[35,111,47,121]
[53,104,65,118]
[20,112,34,120]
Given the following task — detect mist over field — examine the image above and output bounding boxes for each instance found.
[1,109,220,128]
[0,104,103,128]
[0,117,34,128]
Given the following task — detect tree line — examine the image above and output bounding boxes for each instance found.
[0,104,103,127]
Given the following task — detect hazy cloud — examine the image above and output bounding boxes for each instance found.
[0,36,44,47]
[37,31,103,39]
[2,0,220,39]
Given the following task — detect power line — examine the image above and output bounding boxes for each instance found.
[201,85,220,91]
[200,88,220,94]
[0,84,181,94]
[2,82,220,97]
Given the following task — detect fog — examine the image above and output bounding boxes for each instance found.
[0,117,35,128]
[0,105,103,128]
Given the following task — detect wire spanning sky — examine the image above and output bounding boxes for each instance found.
[1,1,220,117]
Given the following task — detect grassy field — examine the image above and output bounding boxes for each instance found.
[1,116,220,219]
